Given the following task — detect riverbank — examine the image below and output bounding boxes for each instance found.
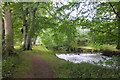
[33,46,120,78]
[78,45,120,57]
[2,45,120,78]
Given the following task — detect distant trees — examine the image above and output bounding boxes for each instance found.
[54,2,120,50]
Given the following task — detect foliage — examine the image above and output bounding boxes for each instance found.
[99,55,120,69]
[2,52,20,78]
[41,28,57,50]
[2,1,120,50]
[2,1,120,79]
[2,50,32,78]
[7,2,120,50]
[40,27,78,52]
[84,2,119,47]
[54,2,120,49]
[7,2,87,51]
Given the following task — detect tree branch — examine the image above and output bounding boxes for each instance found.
[39,7,64,23]
[109,2,120,19]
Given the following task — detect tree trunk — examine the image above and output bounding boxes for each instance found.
[2,18,5,52]
[23,9,37,50]
[116,2,120,49]
[116,27,120,49]
[32,36,37,46]
[21,14,28,49]
[4,7,14,54]
[0,10,2,80]
[25,35,32,50]
[0,15,2,58]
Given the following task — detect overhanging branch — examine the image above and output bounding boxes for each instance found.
[109,2,120,19]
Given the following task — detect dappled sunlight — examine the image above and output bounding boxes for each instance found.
[79,46,94,49]
[79,45,120,52]
[14,46,21,50]
[33,46,54,54]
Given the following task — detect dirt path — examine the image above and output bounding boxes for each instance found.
[22,53,54,78]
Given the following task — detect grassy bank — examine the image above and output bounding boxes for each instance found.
[11,54,32,78]
[79,44,119,52]
[2,51,21,78]
[2,50,32,78]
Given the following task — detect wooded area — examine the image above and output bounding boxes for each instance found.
[0,1,120,79]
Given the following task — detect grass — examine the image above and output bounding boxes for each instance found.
[40,52,120,78]
[12,54,32,78]
[23,50,38,54]
[2,50,32,78]
[56,62,119,78]
[2,52,21,78]
[12,45,120,78]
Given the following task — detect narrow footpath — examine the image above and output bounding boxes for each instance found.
[21,53,54,78]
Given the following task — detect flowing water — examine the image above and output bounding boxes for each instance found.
[56,53,118,68]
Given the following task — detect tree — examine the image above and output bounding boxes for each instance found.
[22,3,39,50]
[10,2,39,50]
[90,2,120,49]
[20,3,29,50]
[0,7,2,60]
[112,2,120,49]
[54,1,120,50]
[32,36,37,46]
[4,7,14,54]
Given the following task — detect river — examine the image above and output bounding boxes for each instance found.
[56,53,119,68]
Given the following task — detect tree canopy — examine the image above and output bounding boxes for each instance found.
[1,1,120,53]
